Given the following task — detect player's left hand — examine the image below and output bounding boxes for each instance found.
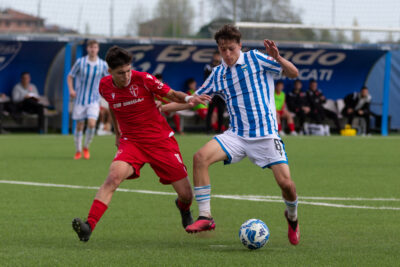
[188,94,211,106]
[155,100,162,112]
[264,39,281,60]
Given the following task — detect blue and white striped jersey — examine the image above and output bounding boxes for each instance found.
[196,50,282,138]
[69,56,108,106]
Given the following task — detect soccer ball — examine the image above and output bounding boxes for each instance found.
[239,219,270,250]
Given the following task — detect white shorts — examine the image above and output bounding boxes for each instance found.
[214,131,288,169]
[72,103,100,121]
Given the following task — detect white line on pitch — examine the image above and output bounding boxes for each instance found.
[1,180,399,211]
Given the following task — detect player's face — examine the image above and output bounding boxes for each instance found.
[217,39,242,67]
[21,73,31,86]
[276,83,283,92]
[361,88,369,98]
[87,44,99,58]
[109,64,132,88]
[310,81,317,91]
[294,81,302,91]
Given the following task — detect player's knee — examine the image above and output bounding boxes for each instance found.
[179,189,193,203]
[105,172,123,190]
[193,150,210,168]
[278,178,294,193]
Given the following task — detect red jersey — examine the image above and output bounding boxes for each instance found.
[99,70,173,142]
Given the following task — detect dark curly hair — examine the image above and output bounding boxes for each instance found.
[214,24,242,44]
[105,46,133,69]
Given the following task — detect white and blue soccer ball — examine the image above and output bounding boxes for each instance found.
[239,219,270,250]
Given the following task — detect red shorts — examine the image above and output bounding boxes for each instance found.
[113,136,188,184]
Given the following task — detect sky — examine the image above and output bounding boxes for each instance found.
[0,0,399,41]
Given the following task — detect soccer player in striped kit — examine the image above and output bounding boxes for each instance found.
[68,39,109,160]
[163,25,300,245]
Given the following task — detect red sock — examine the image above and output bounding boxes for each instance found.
[289,123,295,132]
[278,123,282,131]
[177,199,192,211]
[87,199,108,231]
[173,114,181,133]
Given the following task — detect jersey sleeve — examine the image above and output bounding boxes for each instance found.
[195,68,215,96]
[101,61,109,77]
[69,58,81,77]
[142,73,171,97]
[254,50,282,75]
[99,78,106,98]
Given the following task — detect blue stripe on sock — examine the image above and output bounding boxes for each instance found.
[195,194,210,198]
[196,197,211,202]
[194,185,211,190]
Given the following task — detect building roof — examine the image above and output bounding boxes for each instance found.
[0,8,44,22]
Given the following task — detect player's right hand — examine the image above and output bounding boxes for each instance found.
[188,94,211,106]
[70,90,76,98]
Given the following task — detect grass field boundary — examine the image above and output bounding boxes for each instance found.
[1,179,399,211]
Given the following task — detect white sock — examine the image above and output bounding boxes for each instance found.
[284,197,298,221]
[84,127,96,148]
[194,185,211,218]
[74,130,83,152]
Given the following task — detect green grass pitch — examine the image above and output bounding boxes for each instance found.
[0,134,399,266]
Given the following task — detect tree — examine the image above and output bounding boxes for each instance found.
[352,18,361,43]
[204,0,315,41]
[138,0,194,38]
[126,3,149,37]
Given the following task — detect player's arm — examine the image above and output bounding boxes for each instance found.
[109,109,120,147]
[263,39,299,78]
[165,89,211,106]
[67,75,76,98]
[161,102,192,113]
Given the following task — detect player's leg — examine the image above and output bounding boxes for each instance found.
[282,108,297,135]
[83,118,97,159]
[83,104,100,159]
[186,139,228,233]
[270,163,300,245]
[171,177,194,228]
[74,120,85,159]
[277,111,286,136]
[72,160,134,242]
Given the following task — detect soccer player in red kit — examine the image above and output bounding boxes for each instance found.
[72,46,211,242]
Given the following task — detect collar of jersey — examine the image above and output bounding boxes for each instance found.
[221,51,245,68]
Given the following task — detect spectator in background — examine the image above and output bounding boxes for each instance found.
[154,73,183,134]
[342,86,372,134]
[204,51,226,133]
[274,81,297,136]
[184,78,208,120]
[286,79,310,133]
[306,79,341,132]
[12,72,45,133]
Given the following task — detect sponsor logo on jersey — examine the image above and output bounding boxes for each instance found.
[146,74,153,80]
[111,93,115,99]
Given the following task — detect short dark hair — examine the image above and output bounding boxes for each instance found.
[361,85,368,91]
[154,73,163,80]
[276,80,284,85]
[105,46,133,69]
[21,71,30,77]
[86,39,99,47]
[214,24,241,44]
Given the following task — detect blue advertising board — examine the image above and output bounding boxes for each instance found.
[99,42,386,100]
[0,40,66,96]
